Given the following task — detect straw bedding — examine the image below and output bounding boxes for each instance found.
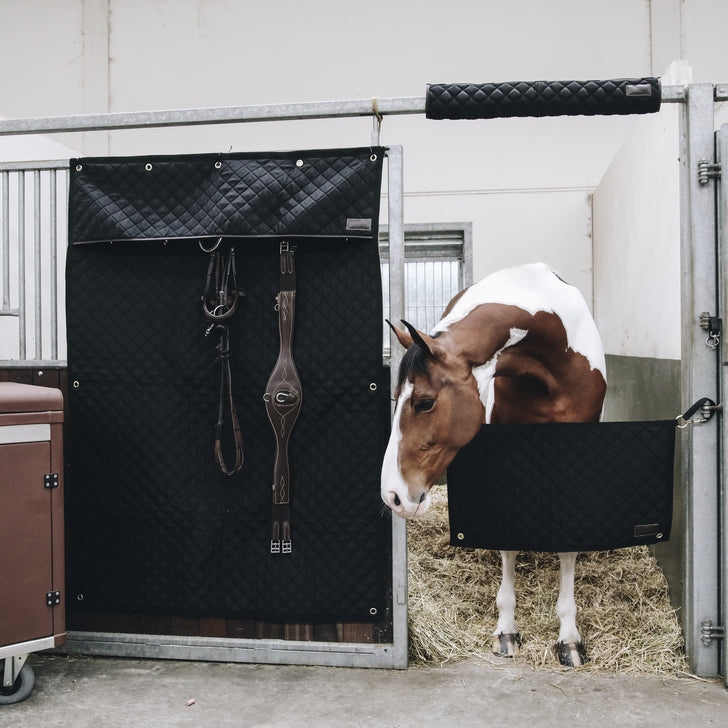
[407,487,687,674]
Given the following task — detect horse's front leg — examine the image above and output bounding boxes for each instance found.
[492,550,522,657]
[555,551,587,666]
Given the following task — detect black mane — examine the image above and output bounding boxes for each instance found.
[396,343,431,391]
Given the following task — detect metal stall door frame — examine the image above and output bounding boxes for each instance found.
[678,84,725,681]
[715,121,728,685]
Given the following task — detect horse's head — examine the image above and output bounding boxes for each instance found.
[381,320,484,518]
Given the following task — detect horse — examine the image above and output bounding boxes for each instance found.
[381,262,607,667]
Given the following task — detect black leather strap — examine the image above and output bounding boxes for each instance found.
[264,244,303,554]
[202,246,244,476]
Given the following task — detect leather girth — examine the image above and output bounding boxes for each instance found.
[264,244,303,554]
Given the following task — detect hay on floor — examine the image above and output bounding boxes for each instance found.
[407,486,687,674]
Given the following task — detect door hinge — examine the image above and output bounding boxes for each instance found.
[44,473,59,488]
[45,591,61,607]
[698,160,721,184]
[700,619,725,646]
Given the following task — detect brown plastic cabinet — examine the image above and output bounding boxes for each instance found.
[0,382,65,704]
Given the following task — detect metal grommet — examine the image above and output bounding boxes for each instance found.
[656,532,664,540]
[75,164,83,172]
[457,533,465,541]
[73,380,80,389]
[37,370,43,377]
[370,153,378,162]
[369,607,378,616]
[263,393,271,402]
[369,382,377,391]
[296,159,304,167]
[215,161,222,169]
[76,594,85,601]
[145,163,153,171]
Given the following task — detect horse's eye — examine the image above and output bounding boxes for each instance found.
[414,398,435,413]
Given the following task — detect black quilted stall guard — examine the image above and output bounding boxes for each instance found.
[65,148,391,622]
[447,420,675,553]
[426,78,661,120]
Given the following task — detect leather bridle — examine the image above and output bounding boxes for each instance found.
[202,240,245,476]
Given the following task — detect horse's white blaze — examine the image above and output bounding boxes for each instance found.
[381,381,431,518]
[432,262,606,378]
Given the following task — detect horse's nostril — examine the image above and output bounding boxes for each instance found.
[393,493,401,507]
[419,492,427,504]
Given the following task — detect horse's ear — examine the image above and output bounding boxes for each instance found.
[401,320,437,359]
[385,319,414,349]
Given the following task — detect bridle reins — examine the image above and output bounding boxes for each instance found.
[202,240,245,476]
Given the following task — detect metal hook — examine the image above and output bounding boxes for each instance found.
[199,237,223,253]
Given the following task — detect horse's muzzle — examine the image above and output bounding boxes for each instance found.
[382,488,431,519]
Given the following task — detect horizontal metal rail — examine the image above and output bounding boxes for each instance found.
[0,86,688,137]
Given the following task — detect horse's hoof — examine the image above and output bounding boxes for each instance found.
[492,632,522,657]
[555,641,588,667]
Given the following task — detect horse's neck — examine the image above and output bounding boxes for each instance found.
[437,303,534,366]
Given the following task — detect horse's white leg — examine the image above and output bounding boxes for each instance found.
[492,550,521,657]
[555,551,587,666]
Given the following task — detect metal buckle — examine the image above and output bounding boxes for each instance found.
[282,540,292,554]
[270,540,281,554]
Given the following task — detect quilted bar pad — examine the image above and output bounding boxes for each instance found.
[447,419,675,552]
[69,147,384,244]
[426,78,661,120]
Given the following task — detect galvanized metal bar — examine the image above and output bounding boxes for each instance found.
[385,144,408,669]
[34,170,42,359]
[0,86,687,138]
[50,170,58,359]
[64,631,401,668]
[0,97,425,136]
[679,84,721,678]
[0,160,68,172]
[18,171,26,360]
[1,171,9,310]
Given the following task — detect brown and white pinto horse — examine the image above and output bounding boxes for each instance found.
[381,262,607,667]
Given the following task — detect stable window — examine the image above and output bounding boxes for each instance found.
[379,222,472,355]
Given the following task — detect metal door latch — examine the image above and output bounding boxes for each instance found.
[699,312,721,349]
[700,619,725,646]
[698,160,721,184]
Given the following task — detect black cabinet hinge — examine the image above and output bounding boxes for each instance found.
[46,591,61,607]
[44,473,59,489]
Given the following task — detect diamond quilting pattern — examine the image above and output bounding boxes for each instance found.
[70,148,385,244]
[66,151,389,622]
[447,421,675,552]
[426,78,661,120]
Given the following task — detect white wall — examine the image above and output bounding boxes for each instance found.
[1,1,727,303]
[592,64,685,360]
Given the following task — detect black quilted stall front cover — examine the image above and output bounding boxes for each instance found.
[447,420,675,553]
[65,148,390,622]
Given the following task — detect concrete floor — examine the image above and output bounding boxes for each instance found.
[1,653,726,728]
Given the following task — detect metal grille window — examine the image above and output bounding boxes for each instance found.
[0,162,68,365]
[380,223,472,355]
